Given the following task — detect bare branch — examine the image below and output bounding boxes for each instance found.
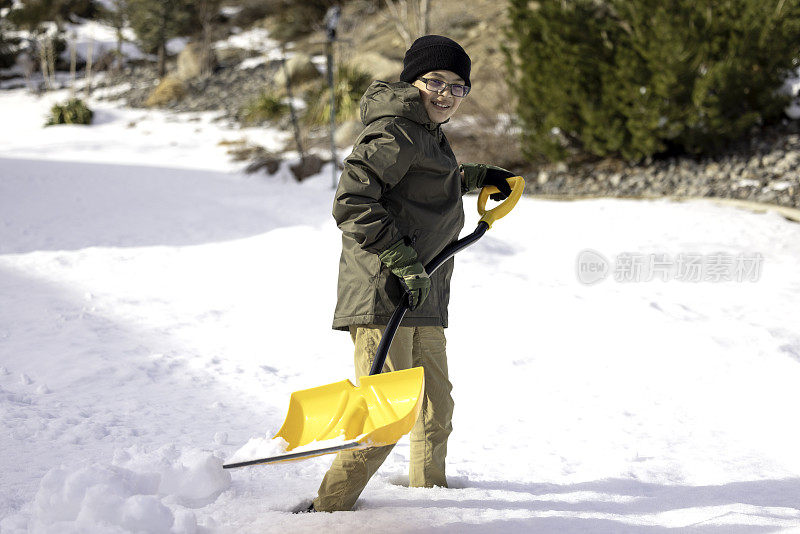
[383,0,413,47]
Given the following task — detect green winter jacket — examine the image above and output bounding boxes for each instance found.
[331,80,467,330]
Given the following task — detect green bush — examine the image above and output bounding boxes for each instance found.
[504,0,800,162]
[45,98,93,126]
[239,91,289,125]
[0,37,17,69]
[0,14,19,69]
[303,63,372,126]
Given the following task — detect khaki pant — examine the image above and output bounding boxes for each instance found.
[313,324,454,512]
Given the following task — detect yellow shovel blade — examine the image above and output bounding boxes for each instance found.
[225,367,424,468]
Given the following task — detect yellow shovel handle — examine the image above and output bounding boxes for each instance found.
[477,176,526,228]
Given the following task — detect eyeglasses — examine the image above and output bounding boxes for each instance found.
[417,77,471,98]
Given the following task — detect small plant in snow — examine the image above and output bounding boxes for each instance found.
[45,98,93,126]
[239,91,288,125]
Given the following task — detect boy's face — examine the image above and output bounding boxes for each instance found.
[412,70,467,124]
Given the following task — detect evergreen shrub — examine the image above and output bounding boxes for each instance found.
[504,0,800,161]
[0,9,18,69]
[0,33,18,69]
[46,98,93,126]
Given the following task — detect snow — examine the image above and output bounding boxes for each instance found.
[2,81,800,532]
[215,28,277,54]
[0,87,289,171]
[238,56,268,70]
[770,181,794,191]
[28,446,228,533]
[4,19,151,65]
[737,179,761,188]
[214,26,294,69]
[62,20,146,62]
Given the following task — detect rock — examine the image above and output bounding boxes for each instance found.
[216,47,249,68]
[537,170,549,185]
[177,42,217,81]
[290,154,326,182]
[93,49,118,72]
[335,120,364,148]
[274,53,321,88]
[762,150,782,167]
[761,190,778,202]
[349,52,402,82]
[776,152,799,174]
[245,156,282,175]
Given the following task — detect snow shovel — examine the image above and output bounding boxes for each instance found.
[223,176,525,469]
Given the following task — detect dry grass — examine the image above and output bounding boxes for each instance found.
[145,76,187,108]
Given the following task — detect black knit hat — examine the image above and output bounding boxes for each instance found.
[399,35,471,87]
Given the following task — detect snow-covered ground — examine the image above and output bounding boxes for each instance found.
[2,84,800,534]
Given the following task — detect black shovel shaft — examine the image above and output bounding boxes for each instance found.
[368,221,490,376]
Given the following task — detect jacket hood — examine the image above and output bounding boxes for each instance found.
[359,80,442,131]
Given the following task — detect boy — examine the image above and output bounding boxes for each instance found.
[309,35,515,513]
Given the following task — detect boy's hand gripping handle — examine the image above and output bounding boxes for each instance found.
[477,176,525,228]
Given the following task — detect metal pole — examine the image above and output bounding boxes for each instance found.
[325,6,341,190]
[327,40,337,189]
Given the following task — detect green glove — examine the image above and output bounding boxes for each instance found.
[379,239,431,310]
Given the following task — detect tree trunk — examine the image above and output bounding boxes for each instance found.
[157,40,166,77]
[69,37,77,98]
[38,36,49,91]
[202,22,212,77]
[115,29,123,73]
[384,0,413,47]
[157,12,168,78]
[85,38,94,96]
[384,0,430,46]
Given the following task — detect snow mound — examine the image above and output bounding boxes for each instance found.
[28,446,230,533]
[227,435,288,464]
[115,446,232,504]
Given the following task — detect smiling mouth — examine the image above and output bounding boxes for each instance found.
[431,101,451,110]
